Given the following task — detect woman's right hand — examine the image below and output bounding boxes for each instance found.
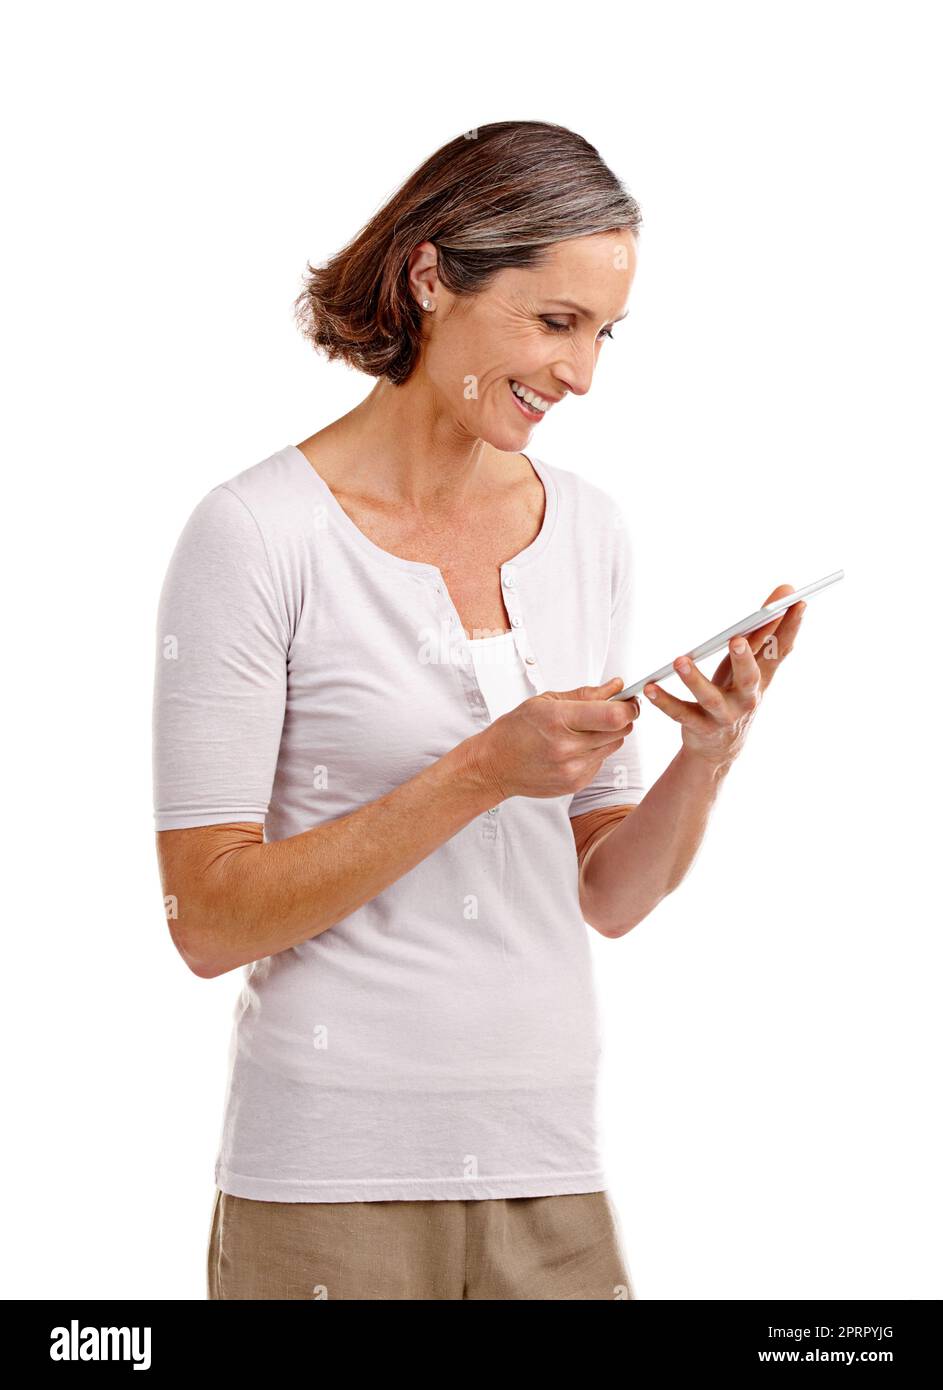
[464,677,641,802]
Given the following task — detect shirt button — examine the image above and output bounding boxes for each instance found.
[487,807,498,815]
[511,615,522,627]
[502,572,516,589]
[525,655,536,665]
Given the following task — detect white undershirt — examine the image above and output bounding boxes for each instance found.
[465,629,534,720]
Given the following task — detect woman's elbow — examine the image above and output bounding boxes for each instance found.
[177,934,222,979]
[165,892,233,978]
[157,822,264,979]
[587,912,639,940]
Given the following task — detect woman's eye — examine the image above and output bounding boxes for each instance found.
[541,317,615,341]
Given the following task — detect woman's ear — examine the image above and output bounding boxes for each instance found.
[406,241,440,311]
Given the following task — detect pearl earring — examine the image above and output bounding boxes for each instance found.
[421,298,433,310]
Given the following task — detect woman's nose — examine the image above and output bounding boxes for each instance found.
[555,365,594,397]
[555,345,598,397]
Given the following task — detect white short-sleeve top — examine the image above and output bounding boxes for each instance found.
[153,443,646,1202]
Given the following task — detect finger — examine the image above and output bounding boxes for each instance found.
[743,584,800,656]
[709,649,733,689]
[755,600,807,687]
[546,677,640,729]
[549,675,626,702]
[590,734,634,760]
[739,585,800,651]
[598,681,643,721]
[728,634,762,700]
[642,680,710,728]
[713,617,778,688]
[711,587,802,688]
[561,694,640,734]
[670,655,733,723]
[762,583,796,608]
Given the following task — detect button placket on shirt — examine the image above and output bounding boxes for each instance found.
[431,574,501,842]
[432,565,546,842]
[430,576,491,749]
[501,565,545,695]
[433,581,488,721]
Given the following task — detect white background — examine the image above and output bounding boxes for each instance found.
[2,0,939,1299]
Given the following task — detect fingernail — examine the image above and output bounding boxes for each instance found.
[677,658,691,673]
[732,638,747,653]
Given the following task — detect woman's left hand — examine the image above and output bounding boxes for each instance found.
[643,584,806,770]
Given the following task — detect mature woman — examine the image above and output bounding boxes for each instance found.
[153,120,804,1301]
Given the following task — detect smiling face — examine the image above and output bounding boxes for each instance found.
[409,229,637,450]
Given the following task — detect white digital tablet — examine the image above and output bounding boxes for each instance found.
[606,569,844,702]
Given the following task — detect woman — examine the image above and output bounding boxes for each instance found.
[153,120,804,1300]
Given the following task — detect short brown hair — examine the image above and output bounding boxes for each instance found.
[292,121,642,385]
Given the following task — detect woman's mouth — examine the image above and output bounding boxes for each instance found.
[508,378,554,422]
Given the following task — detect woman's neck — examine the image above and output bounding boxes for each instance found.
[299,375,522,513]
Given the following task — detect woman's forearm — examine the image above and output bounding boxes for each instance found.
[578,746,732,937]
[186,741,497,977]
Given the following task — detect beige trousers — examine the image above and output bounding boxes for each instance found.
[207,1188,634,1300]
